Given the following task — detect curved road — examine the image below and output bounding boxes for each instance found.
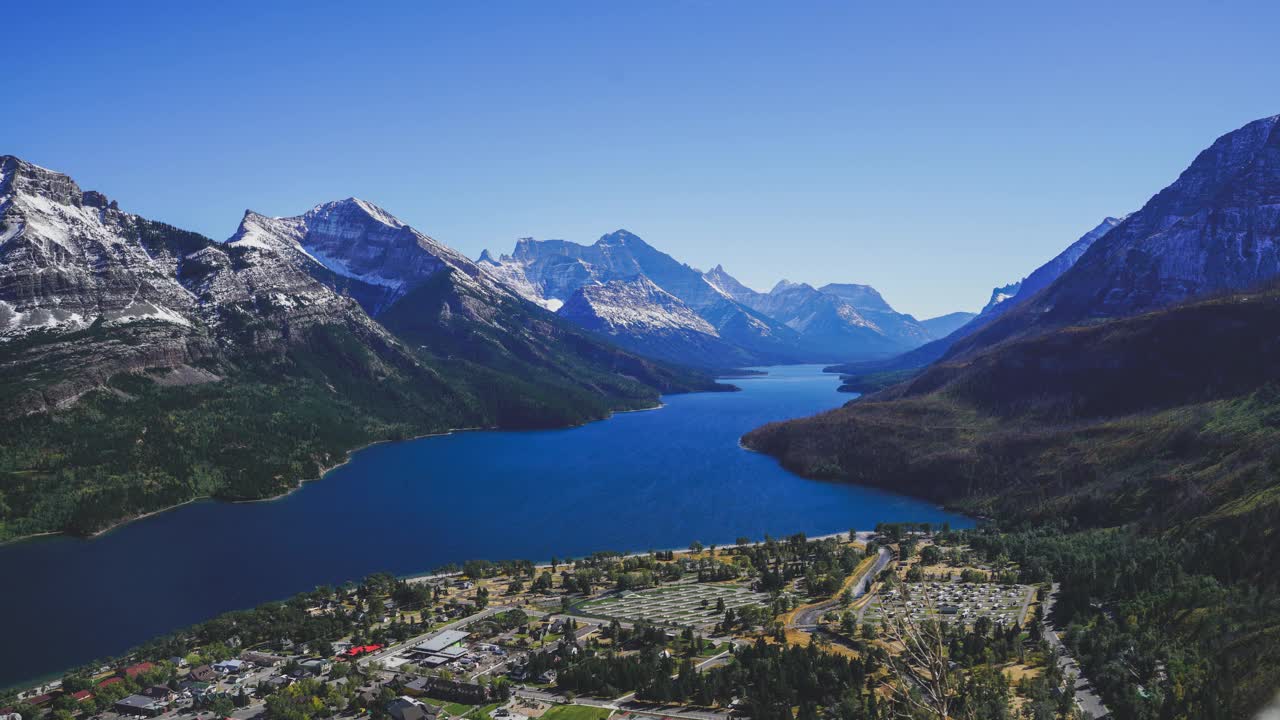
[793,546,892,630]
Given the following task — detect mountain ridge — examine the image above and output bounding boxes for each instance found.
[0,155,724,541]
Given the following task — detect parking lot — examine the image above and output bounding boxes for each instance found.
[859,582,1034,627]
[579,583,769,628]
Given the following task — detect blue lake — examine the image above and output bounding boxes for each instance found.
[0,365,971,688]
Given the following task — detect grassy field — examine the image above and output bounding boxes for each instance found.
[539,705,613,720]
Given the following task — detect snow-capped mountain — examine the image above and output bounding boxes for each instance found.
[480,231,807,365]
[0,156,716,415]
[480,230,955,366]
[0,155,201,338]
[227,198,514,319]
[559,276,716,335]
[557,276,761,367]
[737,279,902,357]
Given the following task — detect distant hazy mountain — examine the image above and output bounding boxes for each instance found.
[918,311,977,338]
[482,231,963,367]
[828,215,1124,376]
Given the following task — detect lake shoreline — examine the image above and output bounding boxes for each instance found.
[0,397,680,548]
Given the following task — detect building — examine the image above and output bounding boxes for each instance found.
[241,651,287,666]
[403,676,490,704]
[114,694,168,717]
[141,686,173,701]
[299,658,333,676]
[386,696,441,720]
[212,659,246,674]
[409,630,470,665]
[188,665,217,682]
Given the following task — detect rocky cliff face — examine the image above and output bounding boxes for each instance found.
[952,114,1280,357]
[0,156,202,339]
[1038,115,1280,321]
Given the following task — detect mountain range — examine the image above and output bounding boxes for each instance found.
[479,231,973,368]
[743,112,1280,717]
[0,155,724,540]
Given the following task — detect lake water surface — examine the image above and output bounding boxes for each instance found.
[0,365,971,688]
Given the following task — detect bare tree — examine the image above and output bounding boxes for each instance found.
[878,578,961,719]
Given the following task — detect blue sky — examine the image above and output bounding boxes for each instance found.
[6,1,1279,318]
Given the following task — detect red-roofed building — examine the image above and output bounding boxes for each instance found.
[98,677,125,689]
[122,662,156,678]
[71,690,95,703]
[342,644,383,659]
[25,694,54,707]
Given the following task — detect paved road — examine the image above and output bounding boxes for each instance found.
[514,688,729,720]
[1043,583,1109,719]
[793,546,891,630]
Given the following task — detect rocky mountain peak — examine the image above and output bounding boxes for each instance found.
[770,279,811,293]
[596,229,647,247]
[1,155,88,208]
[818,283,894,314]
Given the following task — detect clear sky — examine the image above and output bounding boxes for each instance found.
[6,1,1279,318]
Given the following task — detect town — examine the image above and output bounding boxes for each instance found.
[2,526,1105,720]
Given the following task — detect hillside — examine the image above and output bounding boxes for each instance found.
[744,286,1280,716]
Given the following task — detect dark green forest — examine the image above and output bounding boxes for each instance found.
[0,318,721,541]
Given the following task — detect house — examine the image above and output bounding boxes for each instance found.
[265,676,293,692]
[114,694,168,717]
[178,680,213,700]
[70,690,95,704]
[188,665,217,682]
[97,677,125,690]
[169,656,189,668]
[141,686,174,701]
[386,696,441,720]
[241,651,287,666]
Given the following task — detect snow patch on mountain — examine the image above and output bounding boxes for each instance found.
[559,276,717,335]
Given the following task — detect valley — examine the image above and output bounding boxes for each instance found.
[0,366,972,691]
